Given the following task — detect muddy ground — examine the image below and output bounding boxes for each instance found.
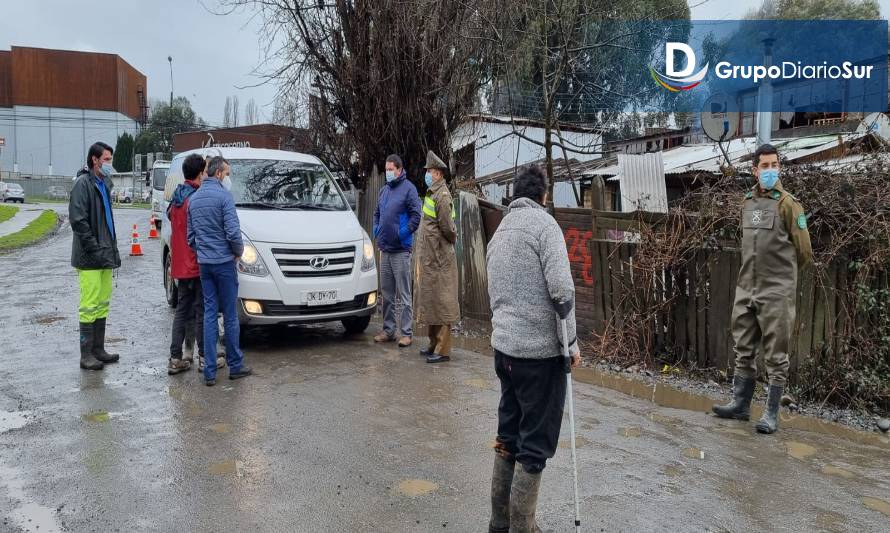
[1,207,889,532]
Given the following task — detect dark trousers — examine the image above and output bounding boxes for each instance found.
[170,278,204,359]
[494,350,566,473]
[200,261,244,380]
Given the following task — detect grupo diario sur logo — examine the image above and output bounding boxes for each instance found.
[641,20,887,113]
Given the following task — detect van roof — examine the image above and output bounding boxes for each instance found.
[174,148,323,165]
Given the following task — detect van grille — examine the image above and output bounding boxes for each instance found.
[271,245,356,278]
[260,295,366,316]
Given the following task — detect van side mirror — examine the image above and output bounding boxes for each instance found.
[348,197,357,210]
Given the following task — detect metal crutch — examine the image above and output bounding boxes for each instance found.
[552,297,581,532]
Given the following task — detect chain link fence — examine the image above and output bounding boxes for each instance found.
[0,171,152,205]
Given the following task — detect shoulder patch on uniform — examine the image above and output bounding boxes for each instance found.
[744,191,753,199]
[797,213,807,230]
[770,190,781,200]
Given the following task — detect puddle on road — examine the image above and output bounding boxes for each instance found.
[714,426,749,437]
[395,479,438,497]
[558,436,592,449]
[0,410,30,433]
[682,447,705,460]
[862,497,890,517]
[464,378,490,389]
[33,314,65,325]
[0,462,65,533]
[135,365,163,376]
[814,509,847,532]
[9,502,64,533]
[82,411,110,423]
[821,465,856,479]
[563,366,890,449]
[648,413,682,426]
[208,459,239,476]
[786,441,817,460]
[617,427,642,438]
[209,423,232,434]
[662,465,683,477]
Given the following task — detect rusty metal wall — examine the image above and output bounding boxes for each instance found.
[455,191,491,321]
[0,51,11,107]
[356,167,383,238]
[7,47,146,121]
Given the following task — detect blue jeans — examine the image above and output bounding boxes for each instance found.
[200,261,244,380]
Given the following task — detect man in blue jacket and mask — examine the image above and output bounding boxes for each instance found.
[373,154,422,347]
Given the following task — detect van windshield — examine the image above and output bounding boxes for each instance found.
[152,168,168,190]
[230,159,347,211]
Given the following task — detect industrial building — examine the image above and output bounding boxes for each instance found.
[0,46,147,178]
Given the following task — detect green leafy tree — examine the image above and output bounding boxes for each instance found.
[747,0,880,19]
[135,97,205,156]
[112,132,135,172]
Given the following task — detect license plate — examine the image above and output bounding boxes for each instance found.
[303,290,339,306]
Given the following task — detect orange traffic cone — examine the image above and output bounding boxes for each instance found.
[129,224,144,256]
[148,215,159,239]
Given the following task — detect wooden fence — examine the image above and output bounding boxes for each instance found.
[555,207,857,373]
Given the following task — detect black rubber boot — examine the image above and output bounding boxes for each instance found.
[712,375,756,420]
[508,466,542,533]
[488,453,515,533]
[79,323,104,371]
[92,318,119,364]
[756,385,783,434]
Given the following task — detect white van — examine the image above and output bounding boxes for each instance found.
[150,160,171,230]
[161,148,377,333]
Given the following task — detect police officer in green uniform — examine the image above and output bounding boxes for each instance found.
[713,144,813,434]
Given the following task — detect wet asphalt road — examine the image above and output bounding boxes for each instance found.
[1,207,889,533]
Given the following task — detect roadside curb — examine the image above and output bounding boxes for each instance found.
[0,210,63,254]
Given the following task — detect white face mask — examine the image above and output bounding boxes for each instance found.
[222,176,232,191]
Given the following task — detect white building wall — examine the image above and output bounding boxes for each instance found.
[451,118,601,207]
[0,106,138,177]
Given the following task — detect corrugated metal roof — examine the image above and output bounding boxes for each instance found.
[593,131,872,180]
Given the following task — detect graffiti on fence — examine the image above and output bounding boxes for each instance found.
[564,226,594,286]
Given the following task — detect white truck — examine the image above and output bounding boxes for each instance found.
[160,147,377,333]
[150,159,171,230]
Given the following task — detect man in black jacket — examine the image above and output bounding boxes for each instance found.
[69,142,122,370]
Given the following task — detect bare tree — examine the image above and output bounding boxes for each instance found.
[223,96,233,127]
[244,98,259,125]
[232,95,240,127]
[482,0,690,204]
[219,0,498,187]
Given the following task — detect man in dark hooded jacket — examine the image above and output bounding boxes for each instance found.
[166,154,207,374]
[70,142,121,371]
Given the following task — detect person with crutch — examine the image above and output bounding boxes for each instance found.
[486,165,581,533]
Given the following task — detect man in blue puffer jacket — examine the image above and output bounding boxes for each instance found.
[372,154,422,347]
[187,155,252,386]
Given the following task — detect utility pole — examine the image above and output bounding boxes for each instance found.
[168,56,174,107]
[755,38,775,148]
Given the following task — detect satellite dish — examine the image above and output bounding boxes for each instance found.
[700,94,740,142]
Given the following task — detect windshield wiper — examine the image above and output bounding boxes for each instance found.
[235,202,286,210]
[282,203,342,211]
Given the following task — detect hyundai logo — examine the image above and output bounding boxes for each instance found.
[309,256,329,270]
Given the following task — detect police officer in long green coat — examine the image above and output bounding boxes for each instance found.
[713,143,813,434]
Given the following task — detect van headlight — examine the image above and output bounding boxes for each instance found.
[238,234,269,277]
[361,232,376,272]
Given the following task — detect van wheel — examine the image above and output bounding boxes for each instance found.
[164,254,178,308]
[342,315,371,335]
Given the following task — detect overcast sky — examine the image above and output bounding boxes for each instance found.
[1,0,888,128]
